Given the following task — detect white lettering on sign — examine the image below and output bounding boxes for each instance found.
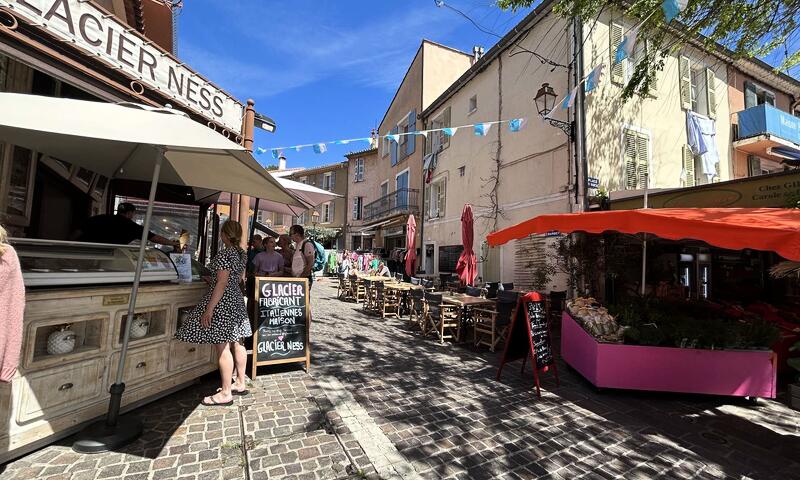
[2,0,243,134]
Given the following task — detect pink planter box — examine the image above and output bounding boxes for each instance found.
[561,312,777,399]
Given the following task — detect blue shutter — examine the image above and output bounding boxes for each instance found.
[390,127,398,166]
[406,110,416,156]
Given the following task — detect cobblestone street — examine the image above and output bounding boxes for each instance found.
[2,278,800,480]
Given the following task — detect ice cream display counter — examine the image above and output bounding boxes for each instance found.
[0,239,215,463]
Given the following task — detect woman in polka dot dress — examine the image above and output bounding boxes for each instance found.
[176,220,251,406]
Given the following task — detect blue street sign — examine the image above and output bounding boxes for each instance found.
[587,177,600,189]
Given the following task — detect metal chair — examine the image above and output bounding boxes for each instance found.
[473,290,520,352]
[424,292,460,344]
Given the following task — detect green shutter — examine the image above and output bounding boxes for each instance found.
[679,56,692,110]
[705,68,716,119]
[682,145,696,187]
[610,23,624,86]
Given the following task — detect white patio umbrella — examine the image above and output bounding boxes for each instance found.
[215,177,342,217]
[0,93,305,452]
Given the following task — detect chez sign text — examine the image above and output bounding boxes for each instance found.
[2,0,243,134]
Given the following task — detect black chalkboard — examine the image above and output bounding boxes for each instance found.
[251,278,310,377]
[527,300,553,370]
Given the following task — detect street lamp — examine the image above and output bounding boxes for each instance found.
[534,82,573,138]
[311,210,320,240]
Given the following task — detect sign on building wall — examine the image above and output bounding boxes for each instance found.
[2,0,244,134]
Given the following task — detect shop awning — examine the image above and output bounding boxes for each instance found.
[0,93,302,206]
[768,145,800,166]
[486,208,800,261]
[214,179,341,216]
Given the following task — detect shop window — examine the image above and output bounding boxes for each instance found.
[2,145,37,226]
[0,54,7,92]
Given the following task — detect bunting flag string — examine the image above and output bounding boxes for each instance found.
[256,117,528,156]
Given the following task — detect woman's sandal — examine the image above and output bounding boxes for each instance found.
[201,395,233,407]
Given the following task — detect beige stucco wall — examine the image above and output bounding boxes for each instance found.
[727,67,796,179]
[289,163,348,245]
[421,43,475,111]
[584,10,731,198]
[345,149,380,250]
[421,11,572,288]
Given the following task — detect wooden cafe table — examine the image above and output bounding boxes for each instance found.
[441,292,496,342]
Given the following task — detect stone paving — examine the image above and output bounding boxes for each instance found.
[2,278,800,479]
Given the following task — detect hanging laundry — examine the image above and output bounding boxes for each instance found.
[686,111,719,180]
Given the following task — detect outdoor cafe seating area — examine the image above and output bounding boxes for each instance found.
[335,272,565,350]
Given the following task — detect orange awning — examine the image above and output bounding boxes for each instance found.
[486,208,800,261]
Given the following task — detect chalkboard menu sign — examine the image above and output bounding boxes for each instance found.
[496,291,558,397]
[251,278,310,377]
[527,300,554,370]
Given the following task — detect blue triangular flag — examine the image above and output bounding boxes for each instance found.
[509,118,527,132]
[442,127,458,136]
[614,27,639,64]
[584,64,605,93]
[662,0,687,22]
[256,147,267,155]
[473,123,492,136]
[271,149,281,159]
[313,143,327,154]
[561,87,578,110]
[387,134,400,143]
[294,146,303,152]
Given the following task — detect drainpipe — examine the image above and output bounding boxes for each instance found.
[573,17,588,212]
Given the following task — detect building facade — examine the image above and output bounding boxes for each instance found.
[360,40,473,263]
[420,6,572,291]
[343,147,378,251]
[288,162,349,249]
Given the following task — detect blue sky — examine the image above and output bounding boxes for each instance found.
[178,1,534,169]
[178,1,799,170]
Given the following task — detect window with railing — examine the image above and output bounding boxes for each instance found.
[362,188,419,222]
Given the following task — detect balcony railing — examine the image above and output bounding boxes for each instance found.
[737,104,800,144]
[363,188,419,222]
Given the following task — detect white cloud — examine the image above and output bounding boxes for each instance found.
[179,1,461,98]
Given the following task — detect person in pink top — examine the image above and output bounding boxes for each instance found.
[0,224,25,383]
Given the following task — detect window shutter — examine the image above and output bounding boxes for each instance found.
[744,81,758,109]
[352,198,358,220]
[437,180,446,218]
[424,184,431,219]
[748,155,762,177]
[636,134,649,189]
[330,201,334,222]
[765,91,776,106]
[682,145,695,187]
[330,170,336,190]
[610,23,624,86]
[679,56,692,110]
[425,124,432,154]
[443,107,451,149]
[645,40,657,95]
[390,127,398,166]
[624,131,638,189]
[407,110,416,156]
[705,68,716,119]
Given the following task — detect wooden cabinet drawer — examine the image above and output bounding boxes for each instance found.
[168,341,212,372]
[110,345,167,388]
[17,359,104,423]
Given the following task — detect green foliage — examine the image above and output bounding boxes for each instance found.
[609,296,780,349]
[786,193,800,209]
[496,0,800,98]
[307,226,340,243]
[264,164,279,171]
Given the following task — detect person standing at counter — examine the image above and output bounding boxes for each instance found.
[0,224,25,383]
[252,237,285,277]
[73,202,181,248]
[175,220,251,406]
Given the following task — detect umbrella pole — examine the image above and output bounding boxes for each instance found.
[640,173,649,296]
[73,152,163,453]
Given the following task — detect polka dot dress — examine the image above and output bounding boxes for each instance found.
[175,247,252,344]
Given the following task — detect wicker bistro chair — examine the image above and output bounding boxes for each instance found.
[349,275,366,303]
[363,279,375,313]
[376,282,400,319]
[424,292,461,344]
[408,288,426,331]
[473,290,520,352]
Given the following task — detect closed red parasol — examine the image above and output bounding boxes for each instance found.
[405,215,417,277]
[456,204,478,285]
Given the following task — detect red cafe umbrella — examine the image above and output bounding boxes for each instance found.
[405,214,417,277]
[456,204,478,286]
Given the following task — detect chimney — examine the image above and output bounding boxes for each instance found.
[472,45,485,63]
[278,154,287,171]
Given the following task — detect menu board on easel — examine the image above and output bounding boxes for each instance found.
[496,291,558,397]
[251,278,310,378]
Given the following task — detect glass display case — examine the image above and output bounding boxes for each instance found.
[12,238,178,287]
